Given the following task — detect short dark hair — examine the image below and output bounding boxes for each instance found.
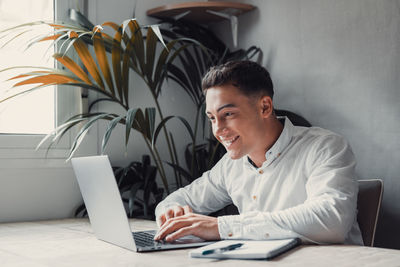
[201,60,274,98]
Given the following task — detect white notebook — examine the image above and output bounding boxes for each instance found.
[189,238,301,260]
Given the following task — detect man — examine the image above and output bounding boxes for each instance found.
[154,61,363,245]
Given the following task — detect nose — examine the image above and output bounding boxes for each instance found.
[213,119,227,136]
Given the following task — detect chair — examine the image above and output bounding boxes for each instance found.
[357,179,383,247]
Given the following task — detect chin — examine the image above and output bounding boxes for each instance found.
[227,151,244,160]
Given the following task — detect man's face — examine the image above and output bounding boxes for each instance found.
[205,84,268,160]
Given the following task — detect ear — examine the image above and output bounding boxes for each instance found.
[259,95,273,118]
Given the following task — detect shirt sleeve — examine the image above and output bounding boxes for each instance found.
[155,155,232,225]
[218,134,359,244]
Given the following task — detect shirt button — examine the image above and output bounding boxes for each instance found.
[258,170,264,174]
[252,195,257,200]
[265,233,270,238]
[228,232,233,237]
[277,153,281,157]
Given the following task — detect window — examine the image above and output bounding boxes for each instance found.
[0,0,54,134]
[0,0,92,158]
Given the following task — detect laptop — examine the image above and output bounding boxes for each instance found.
[71,155,215,252]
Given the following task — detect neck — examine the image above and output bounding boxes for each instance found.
[249,117,284,167]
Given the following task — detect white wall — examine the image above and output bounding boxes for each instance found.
[213,0,400,249]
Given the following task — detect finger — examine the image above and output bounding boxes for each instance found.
[173,206,184,217]
[165,208,174,220]
[156,213,196,239]
[155,218,190,240]
[157,214,166,227]
[165,225,196,242]
[183,205,192,214]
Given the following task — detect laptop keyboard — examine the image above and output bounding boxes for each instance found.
[133,231,163,247]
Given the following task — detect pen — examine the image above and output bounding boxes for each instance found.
[202,243,244,255]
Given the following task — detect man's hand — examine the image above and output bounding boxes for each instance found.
[154,213,221,242]
[157,205,193,227]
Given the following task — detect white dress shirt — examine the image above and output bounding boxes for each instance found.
[155,118,364,245]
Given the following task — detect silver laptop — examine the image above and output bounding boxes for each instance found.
[71,155,215,252]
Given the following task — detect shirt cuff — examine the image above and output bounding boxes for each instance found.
[217,215,242,239]
[218,212,300,241]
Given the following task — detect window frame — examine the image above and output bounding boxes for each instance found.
[0,0,95,160]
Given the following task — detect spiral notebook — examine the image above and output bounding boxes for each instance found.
[190,238,301,260]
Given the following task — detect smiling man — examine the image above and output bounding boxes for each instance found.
[154,61,363,245]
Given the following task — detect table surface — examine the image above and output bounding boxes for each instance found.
[0,218,399,267]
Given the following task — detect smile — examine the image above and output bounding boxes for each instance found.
[220,135,239,147]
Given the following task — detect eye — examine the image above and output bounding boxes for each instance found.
[225,112,233,117]
[207,116,215,122]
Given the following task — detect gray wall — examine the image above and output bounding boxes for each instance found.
[87,0,196,190]
[1,0,394,250]
[80,0,400,249]
[213,0,399,248]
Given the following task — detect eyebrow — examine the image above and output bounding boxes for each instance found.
[206,103,237,114]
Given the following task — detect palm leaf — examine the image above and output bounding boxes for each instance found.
[110,24,123,102]
[53,53,92,84]
[101,116,124,153]
[125,108,141,147]
[93,32,115,96]
[121,34,133,107]
[68,8,94,30]
[68,113,115,160]
[11,73,77,86]
[127,20,145,74]
[69,31,105,89]
[165,162,193,183]
[144,107,156,141]
[145,26,157,84]
[36,115,91,150]
[151,116,194,148]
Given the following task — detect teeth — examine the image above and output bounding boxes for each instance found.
[220,136,238,146]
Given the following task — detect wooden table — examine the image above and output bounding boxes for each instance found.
[0,218,399,266]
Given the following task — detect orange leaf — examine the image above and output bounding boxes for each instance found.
[49,24,66,29]
[111,25,123,100]
[93,33,115,96]
[13,74,78,87]
[102,21,119,32]
[40,34,62,42]
[54,54,92,84]
[68,31,105,89]
[8,71,50,81]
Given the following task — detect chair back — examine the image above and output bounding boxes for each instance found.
[357,179,383,246]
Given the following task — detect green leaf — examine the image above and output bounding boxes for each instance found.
[145,26,157,83]
[125,108,141,147]
[151,116,194,148]
[150,25,167,49]
[121,33,133,107]
[165,162,193,182]
[69,9,94,30]
[145,107,156,140]
[101,116,124,153]
[128,20,145,74]
[67,113,114,160]
[36,116,87,151]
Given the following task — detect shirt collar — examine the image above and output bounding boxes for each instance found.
[246,117,294,169]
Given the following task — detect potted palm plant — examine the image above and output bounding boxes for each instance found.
[0,9,263,217]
